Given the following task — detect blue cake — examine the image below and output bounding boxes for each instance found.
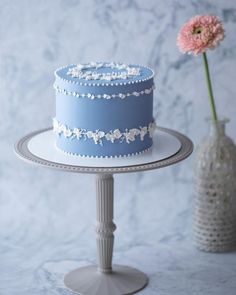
[53,62,156,157]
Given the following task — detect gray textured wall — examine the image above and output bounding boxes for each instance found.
[1,1,236,294]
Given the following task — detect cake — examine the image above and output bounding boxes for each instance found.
[53,62,156,157]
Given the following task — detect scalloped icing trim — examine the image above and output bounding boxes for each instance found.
[53,84,155,100]
[54,63,155,87]
[55,142,152,159]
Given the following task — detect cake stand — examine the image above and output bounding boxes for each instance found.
[14,127,193,295]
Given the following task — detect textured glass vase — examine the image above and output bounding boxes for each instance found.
[194,119,236,252]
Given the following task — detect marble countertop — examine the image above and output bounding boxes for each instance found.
[1,164,236,295]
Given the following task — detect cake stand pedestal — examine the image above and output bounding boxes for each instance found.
[15,127,193,295]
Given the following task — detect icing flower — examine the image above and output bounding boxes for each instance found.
[177,15,225,55]
[140,126,148,141]
[53,118,60,132]
[63,127,73,138]
[127,67,140,76]
[92,131,105,145]
[177,15,225,121]
[148,122,156,137]
[53,118,64,134]
[73,128,83,139]
[105,129,122,143]
[86,130,105,145]
[86,131,93,139]
[124,128,140,143]
[67,62,141,81]
[113,129,122,139]
[105,133,115,143]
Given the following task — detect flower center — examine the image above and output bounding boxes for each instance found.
[193,26,203,34]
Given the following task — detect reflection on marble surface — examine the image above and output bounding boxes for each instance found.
[1,0,236,294]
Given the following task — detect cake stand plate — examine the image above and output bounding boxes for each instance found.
[15,127,191,174]
[15,127,193,295]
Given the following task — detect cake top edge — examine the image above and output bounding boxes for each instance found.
[54,62,155,86]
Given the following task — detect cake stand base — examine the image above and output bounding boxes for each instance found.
[64,264,148,295]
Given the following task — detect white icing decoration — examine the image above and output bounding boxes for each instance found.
[73,128,83,139]
[90,131,106,145]
[57,145,151,159]
[148,121,156,138]
[53,84,155,100]
[53,119,156,145]
[66,62,141,81]
[140,126,148,141]
[113,129,122,139]
[55,64,155,87]
[124,128,140,143]
[63,126,73,138]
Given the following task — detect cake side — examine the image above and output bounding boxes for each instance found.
[53,62,156,157]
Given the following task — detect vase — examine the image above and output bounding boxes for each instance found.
[194,119,236,252]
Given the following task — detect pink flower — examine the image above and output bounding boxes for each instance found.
[177,15,225,55]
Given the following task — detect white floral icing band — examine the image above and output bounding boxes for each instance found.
[67,62,141,81]
[53,118,156,145]
[53,84,155,100]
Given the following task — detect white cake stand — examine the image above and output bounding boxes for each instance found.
[14,127,193,295]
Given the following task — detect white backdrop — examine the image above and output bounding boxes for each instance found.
[1,1,236,294]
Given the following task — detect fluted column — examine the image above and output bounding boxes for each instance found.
[95,174,116,274]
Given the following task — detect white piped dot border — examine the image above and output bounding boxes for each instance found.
[53,84,155,99]
[56,144,152,159]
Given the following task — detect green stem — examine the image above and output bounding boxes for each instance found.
[202,52,218,121]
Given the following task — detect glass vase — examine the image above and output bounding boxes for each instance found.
[194,119,236,252]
